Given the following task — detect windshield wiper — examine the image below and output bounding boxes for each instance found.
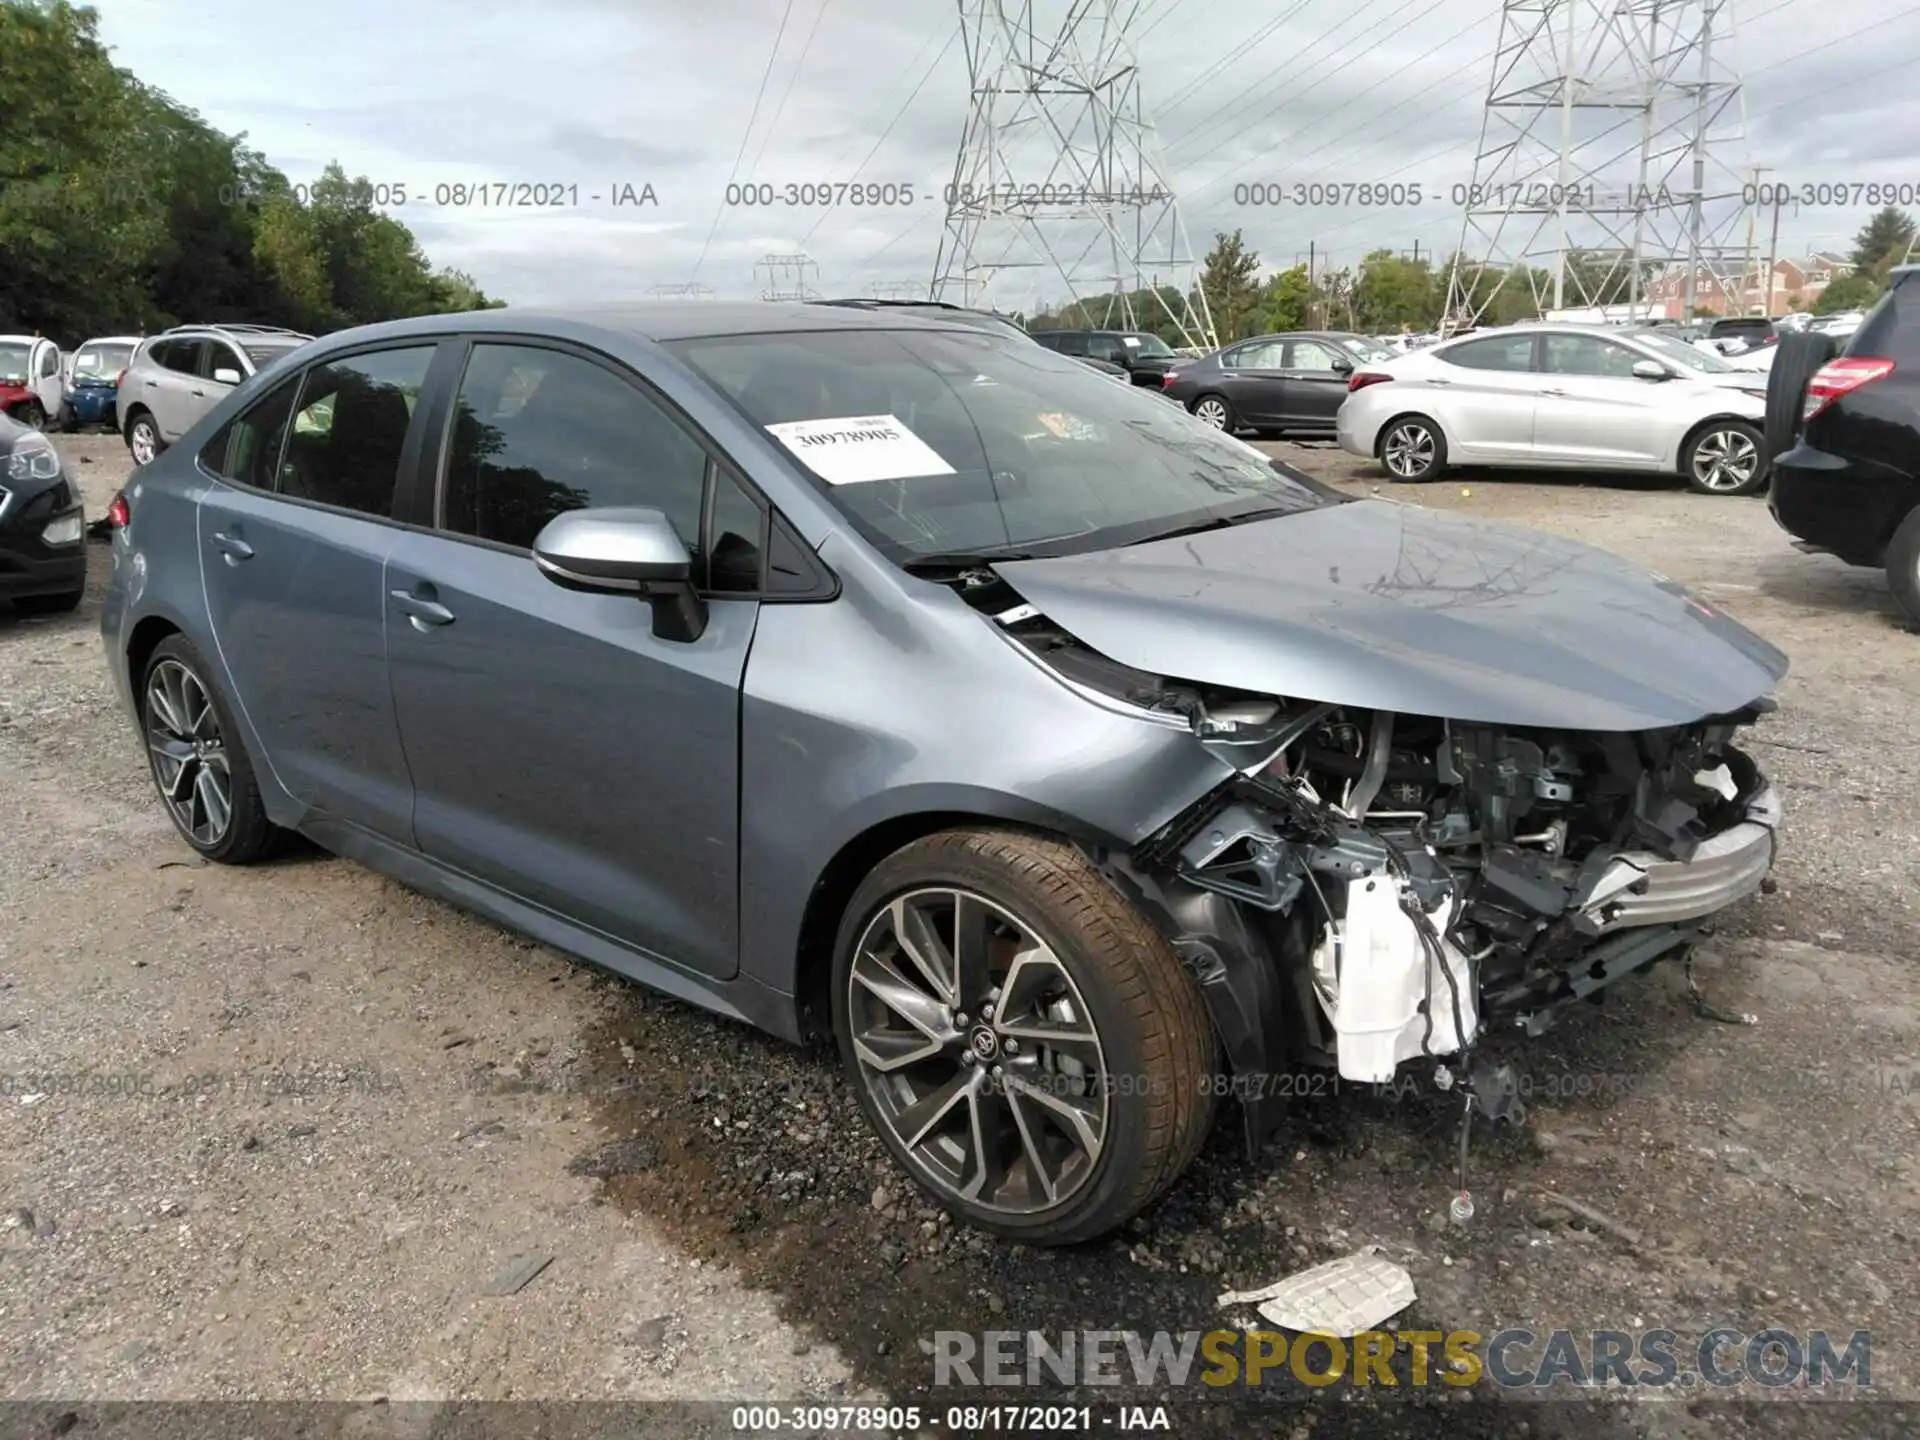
[1123,504,1301,546]
[901,547,1045,574]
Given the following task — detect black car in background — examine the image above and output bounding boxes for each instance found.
[1162,330,1395,436]
[0,413,87,615]
[1767,264,1920,623]
[1708,316,1778,353]
[1029,328,1182,386]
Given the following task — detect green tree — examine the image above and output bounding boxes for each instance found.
[1849,207,1915,280]
[1199,230,1263,340]
[1352,249,1438,332]
[1258,265,1311,333]
[1815,271,1882,314]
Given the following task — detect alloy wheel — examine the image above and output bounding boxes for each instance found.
[847,887,1110,1216]
[1193,397,1230,429]
[145,659,233,846]
[130,420,157,465]
[1690,427,1761,492]
[1383,422,1434,478]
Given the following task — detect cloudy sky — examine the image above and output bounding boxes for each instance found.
[93,0,1920,313]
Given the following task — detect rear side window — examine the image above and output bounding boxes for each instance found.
[276,347,434,517]
[440,343,709,551]
[199,375,303,487]
[1441,335,1535,371]
[1849,275,1920,363]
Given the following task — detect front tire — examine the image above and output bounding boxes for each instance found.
[1683,419,1768,496]
[1886,505,1920,628]
[1191,394,1234,430]
[1378,414,1445,482]
[140,636,284,864]
[14,401,46,431]
[832,829,1215,1244]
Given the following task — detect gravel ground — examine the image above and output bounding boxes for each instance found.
[2,431,1915,1435]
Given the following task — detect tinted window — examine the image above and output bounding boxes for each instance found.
[1054,334,1090,357]
[706,467,766,593]
[1540,334,1642,377]
[276,347,433,517]
[1441,335,1535,371]
[672,328,1329,561]
[441,343,709,552]
[199,374,302,487]
[159,340,204,375]
[1849,275,1920,363]
[39,345,59,378]
[199,341,246,381]
[1122,333,1175,358]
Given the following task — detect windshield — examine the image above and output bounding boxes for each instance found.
[672,329,1331,560]
[0,342,29,383]
[1121,333,1175,358]
[1631,330,1734,373]
[74,343,135,377]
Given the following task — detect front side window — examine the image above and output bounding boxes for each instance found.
[1540,334,1642,377]
[672,328,1331,562]
[441,343,709,551]
[199,374,303,487]
[199,342,246,382]
[38,344,59,378]
[160,341,205,375]
[1440,334,1536,372]
[1288,339,1346,371]
[276,347,433,517]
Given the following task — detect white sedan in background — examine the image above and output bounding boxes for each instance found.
[1335,323,1775,496]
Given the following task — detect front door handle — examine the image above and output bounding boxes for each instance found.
[210,532,253,564]
[390,588,456,631]
[190,388,207,398]
[1427,377,1452,386]
[1539,387,1566,396]
[143,379,158,388]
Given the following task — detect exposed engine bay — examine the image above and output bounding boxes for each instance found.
[970,583,1782,1151]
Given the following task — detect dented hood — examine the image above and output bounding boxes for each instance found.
[991,499,1787,730]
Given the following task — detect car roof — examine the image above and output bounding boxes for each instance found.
[77,335,144,346]
[474,302,1003,343]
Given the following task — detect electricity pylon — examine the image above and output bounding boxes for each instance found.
[1444,0,1754,326]
[931,0,1215,347]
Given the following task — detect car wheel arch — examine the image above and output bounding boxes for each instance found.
[787,799,1127,1044]
[126,615,183,697]
[1376,408,1453,452]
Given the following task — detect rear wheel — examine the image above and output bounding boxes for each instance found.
[1191,394,1234,430]
[1378,414,1445,482]
[832,829,1215,1244]
[1683,419,1768,496]
[140,636,284,864]
[1887,505,1920,627]
[126,411,162,466]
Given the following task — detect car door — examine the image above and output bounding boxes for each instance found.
[1215,340,1289,425]
[195,343,439,841]
[186,338,249,432]
[382,339,762,980]
[1279,338,1353,429]
[141,339,204,440]
[1530,333,1666,466]
[32,339,63,417]
[1422,333,1541,460]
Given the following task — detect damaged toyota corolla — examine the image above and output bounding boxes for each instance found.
[102,304,1785,1246]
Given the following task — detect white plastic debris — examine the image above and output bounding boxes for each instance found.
[1216,1247,1415,1337]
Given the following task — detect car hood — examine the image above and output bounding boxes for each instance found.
[992,500,1787,730]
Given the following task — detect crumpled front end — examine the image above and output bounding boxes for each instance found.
[1130,702,1779,1103]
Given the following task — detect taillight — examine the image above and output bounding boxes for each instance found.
[107,492,130,529]
[1161,370,1181,387]
[115,369,127,388]
[1348,370,1393,393]
[1803,356,1894,423]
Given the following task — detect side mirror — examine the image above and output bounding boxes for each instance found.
[1330,356,1354,375]
[213,367,242,385]
[1630,359,1670,381]
[532,506,707,642]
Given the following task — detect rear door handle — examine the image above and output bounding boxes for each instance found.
[210,532,253,564]
[390,588,456,630]
[190,388,206,398]
[1539,387,1566,396]
[1427,377,1452,386]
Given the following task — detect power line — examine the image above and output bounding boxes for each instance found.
[800,28,958,251]
[1155,0,1315,114]
[690,0,801,283]
[748,0,833,179]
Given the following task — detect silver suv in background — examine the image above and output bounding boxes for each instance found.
[120,324,313,464]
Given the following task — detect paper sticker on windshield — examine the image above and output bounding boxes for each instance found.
[764,414,956,485]
[1121,336,1142,347]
